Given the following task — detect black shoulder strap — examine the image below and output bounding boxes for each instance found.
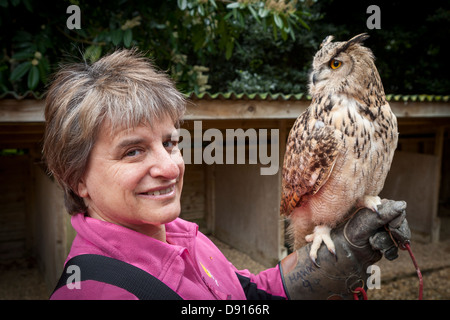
[51,254,182,300]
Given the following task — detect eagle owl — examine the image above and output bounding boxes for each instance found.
[280,33,398,264]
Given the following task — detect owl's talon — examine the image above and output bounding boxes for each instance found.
[310,256,320,268]
[329,247,337,258]
[360,195,382,215]
[306,225,335,268]
[369,206,381,215]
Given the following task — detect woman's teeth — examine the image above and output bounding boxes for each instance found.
[145,186,174,196]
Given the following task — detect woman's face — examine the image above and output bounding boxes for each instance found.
[77,116,184,239]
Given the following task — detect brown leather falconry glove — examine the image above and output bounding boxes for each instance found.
[279,199,410,300]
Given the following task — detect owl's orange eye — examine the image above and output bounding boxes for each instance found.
[330,59,342,69]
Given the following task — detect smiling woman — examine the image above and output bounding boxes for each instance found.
[43,49,186,216]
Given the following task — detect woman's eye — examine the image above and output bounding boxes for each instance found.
[163,140,178,149]
[124,149,142,158]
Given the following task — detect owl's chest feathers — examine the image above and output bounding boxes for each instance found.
[311,95,375,144]
[309,95,396,193]
[310,95,394,150]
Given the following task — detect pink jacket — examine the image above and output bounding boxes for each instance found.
[51,213,287,300]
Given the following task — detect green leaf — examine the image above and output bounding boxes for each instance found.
[27,65,39,90]
[37,57,50,83]
[274,14,283,29]
[123,29,132,47]
[289,26,296,41]
[198,4,205,16]
[225,40,234,60]
[84,45,102,63]
[10,61,31,81]
[237,10,244,27]
[177,0,187,10]
[280,28,288,41]
[223,11,233,20]
[248,5,260,23]
[11,51,34,60]
[22,0,33,12]
[226,2,240,9]
[111,29,123,46]
[297,17,310,31]
[258,8,269,18]
[272,23,278,40]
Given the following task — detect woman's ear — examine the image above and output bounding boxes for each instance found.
[77,178,89,198]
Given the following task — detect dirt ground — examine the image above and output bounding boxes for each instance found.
[0,258,49,300]
[1,223,449,300]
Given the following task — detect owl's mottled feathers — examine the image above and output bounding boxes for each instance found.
[280,34,398,257]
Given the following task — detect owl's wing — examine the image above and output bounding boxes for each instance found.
[280,112,342,216]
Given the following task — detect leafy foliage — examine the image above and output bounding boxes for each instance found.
[0,0,310,95]
[0,0,448,96]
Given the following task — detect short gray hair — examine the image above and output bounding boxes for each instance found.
[43,49,186,214]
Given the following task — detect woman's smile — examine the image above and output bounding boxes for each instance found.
[137,183,176,198]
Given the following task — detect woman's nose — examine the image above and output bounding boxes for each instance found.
[149,147,180,180]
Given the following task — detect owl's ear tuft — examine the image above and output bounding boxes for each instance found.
[347,33,370,46]
[320,35,334,48]
[337,33,370,54]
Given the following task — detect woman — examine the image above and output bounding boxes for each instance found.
[46,49,409,300]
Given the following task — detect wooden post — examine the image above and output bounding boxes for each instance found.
[431,127,445,242]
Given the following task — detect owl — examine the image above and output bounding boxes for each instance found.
[280,33,398,265]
